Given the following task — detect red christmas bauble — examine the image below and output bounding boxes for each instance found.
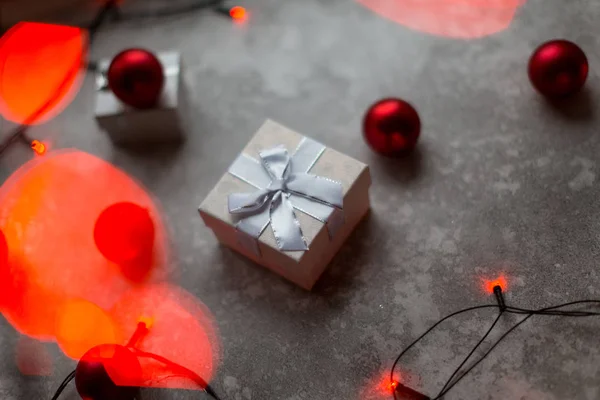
[75,344,140,400]
[528,40,588,98]
[94,202,155,265]
[363,98,421,156]
[107,49,164,109]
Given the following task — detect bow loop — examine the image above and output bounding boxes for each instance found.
[270,192,308,251]
[228,189,271,214]
[260,145,291,181]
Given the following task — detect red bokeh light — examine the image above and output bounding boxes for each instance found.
[229,6,248,22]
[56,299,120,359]
[0,229,7,272]
[356,0,526,39]
[94,202,155,282]
[0,150,169,342]
[483,275,508,294]
[110,284,220,389]
[0,22,87,125]
[15,336,53,376]
[358,370,404,399]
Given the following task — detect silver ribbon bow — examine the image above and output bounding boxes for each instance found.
[228,138,344,253]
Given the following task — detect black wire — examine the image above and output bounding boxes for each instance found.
[390,305,500,400]
[507,307,600,317]
[436,310,504,397]
[50,370,76,400]
[128,347,222,400]
[507,300,600,317]
[87,0,120,43]
[391,298,600,400]
[115,0,224,20]
[434,313,533,399]
[205,384,224,400]
[0,125,28,155]
[49,365,223,400]
[436,301,600,398]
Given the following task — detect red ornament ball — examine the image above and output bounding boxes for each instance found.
[75,344,141,400]
[94,202,155,265]
[528,40,589,98]
[363,98,421,156]
[107,48,164,109]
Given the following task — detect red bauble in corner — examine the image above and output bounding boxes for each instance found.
[363,98,421,156]
[107,49,165,109]
[75,344,141,400]
[528,40,588,98]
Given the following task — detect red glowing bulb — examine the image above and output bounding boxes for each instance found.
[229,6,247,21]
[31,140,47,156]
[94,202,155,265]
[389,380,399,392]
[483,275,508,294]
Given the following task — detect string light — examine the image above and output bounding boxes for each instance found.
[483,274,507,294]
[0,0,235,157]
[390,284,600,400]
[229,6,248,22]
[51,320,223,400]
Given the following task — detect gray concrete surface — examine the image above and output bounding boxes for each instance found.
[1,0,600,398]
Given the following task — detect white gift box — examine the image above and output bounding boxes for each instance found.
[94,51,184,145]
[199,120,371,290]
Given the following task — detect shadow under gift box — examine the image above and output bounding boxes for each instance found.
[94,51,184,145]
[198,120,372,290]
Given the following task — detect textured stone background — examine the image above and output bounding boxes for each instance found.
[1,0,600,399]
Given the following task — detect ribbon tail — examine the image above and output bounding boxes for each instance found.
[286,173,344,208]
[289,194,345,240]
[270,193,308,251]
[235,207,271,256]
[228,189,271,214]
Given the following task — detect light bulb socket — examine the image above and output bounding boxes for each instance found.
[493,285,506,311]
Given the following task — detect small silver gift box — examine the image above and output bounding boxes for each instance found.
[94,51,184,145]
[199,120,371,290]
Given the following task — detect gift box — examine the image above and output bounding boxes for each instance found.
[198,120,371,290]
[94,51,184,145]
